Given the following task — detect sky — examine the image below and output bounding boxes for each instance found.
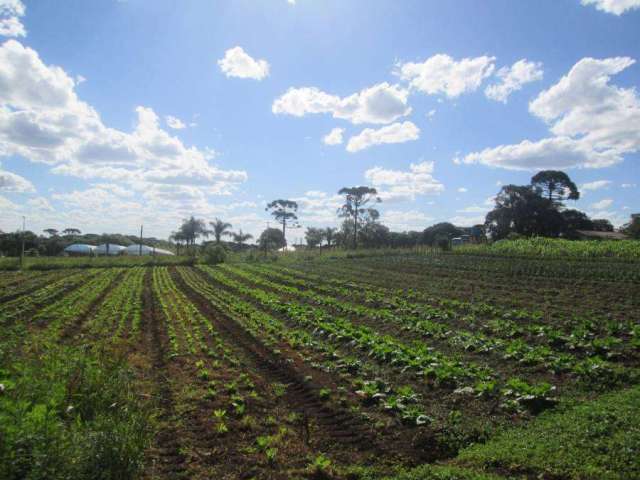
[0,0,639,242]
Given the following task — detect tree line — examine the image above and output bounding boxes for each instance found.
[2,170,637,257]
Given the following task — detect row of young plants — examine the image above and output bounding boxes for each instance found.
[302,257,635,321]
[0,270,98,327]
[31,268,124,340]
[250,263,638,367]
[204,264,494,390]
[226,264,614,384]
[83,267,145,341]
[177,266,433,427]
[198,265,567,415]
[151,267,329,474]
[284,260,637,345]
[360,251,640,283]
[0,269,70,299]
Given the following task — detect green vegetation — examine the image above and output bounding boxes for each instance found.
[457,237,640,259]
[0,249,637,479]
[457,385,640,479]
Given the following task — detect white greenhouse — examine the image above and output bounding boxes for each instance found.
[126,244,174,256]
[95,243,126,256]
[64,244,96,255]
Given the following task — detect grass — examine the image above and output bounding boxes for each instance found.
[0,345,152,480]
[454,385,640,479]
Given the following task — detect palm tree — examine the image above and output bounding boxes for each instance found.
[232,229,253,247]
[179,216,208,251]
[210,218,232,245]
[169,230,188,255]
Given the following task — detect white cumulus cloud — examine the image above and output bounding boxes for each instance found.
[581,0,640,15]
[459,56,640,170]
[364,161,444,201]
[581,180,612,191]
[346,121,419,153]
[0,164,34,192]
[165,115,186,129]
[218,46,269,80]
[0,0,25,38]
[273,82,411,125]
[485,59,543,103]
[591,198,614,210]
[323,127,344,145]
[396,54,495,98]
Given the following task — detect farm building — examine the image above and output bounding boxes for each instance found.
[64,244,96,255]
[95,243,126,255]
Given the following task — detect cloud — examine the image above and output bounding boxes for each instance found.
[396,54,495,97]
[0,0,25,38]
[0,165,34,192]
[455,136,620,170]
[323,127,344,145]
[218,46,269,80]
[621,183,637,188]
[457,187,468,193]
[581,180,612,191]
[346,121,419,152]
[449,214,486,227]
[459,56,640,170]
[364,161,444,201]
[590,198,614,210]
[485,59,543,103]
[165,115,186,129]
[581,0,640,15]
[0,40,246,191]
[273,82,411,125]
[27,196,53,211]
[381,209,434,231]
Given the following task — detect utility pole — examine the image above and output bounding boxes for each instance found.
[139,225,143,256]
[20,216,25,270]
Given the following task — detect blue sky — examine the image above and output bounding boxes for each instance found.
[0,0,639,241]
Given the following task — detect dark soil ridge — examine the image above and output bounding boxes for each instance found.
[141,268,187,479]
[169,266,381,455]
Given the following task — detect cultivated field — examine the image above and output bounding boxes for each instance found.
[1,251,639,479]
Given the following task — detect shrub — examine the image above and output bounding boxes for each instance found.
[203,245,227,265]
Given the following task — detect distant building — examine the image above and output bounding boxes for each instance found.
[126,244,174,256]
[64,244,96,256]
[95,243,126,256]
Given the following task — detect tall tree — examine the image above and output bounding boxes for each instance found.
[62,228,81,236]
[258,227,286,252]
[179,216,208,248]
[485,185,564,239]
[337,186,381,249]
[530,170,580,205]
[232,229,253,247]
[622,214,640,239]
[324,227,337,248]
[169,230,187,255]
[305,227,324,248]
[209,218,233,244]
[43,228,58,237]
[265,199,299,246]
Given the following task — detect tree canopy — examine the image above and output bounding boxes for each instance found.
[337,186,381,249]
[266,199,299,246]
[531,170,580,205]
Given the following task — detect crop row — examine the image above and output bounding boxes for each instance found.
[177,266,435,426]
[84,267,145,341]
[247,263,638,365]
